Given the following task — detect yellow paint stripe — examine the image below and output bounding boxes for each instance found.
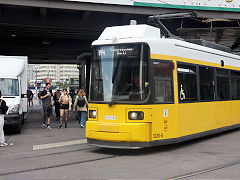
[151,54,240,71]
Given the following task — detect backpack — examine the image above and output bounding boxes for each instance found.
[38,91,41,98]
[77,96,85,107]
[0,99,8,115]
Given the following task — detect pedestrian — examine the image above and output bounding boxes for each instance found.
[72,92,79,121]
[27,89,32,106]
[29,90,33,106]
[73,89,88,128]
[58,89,72,128]
[0,90,8,147]
[40,83,53,129]
[68,89,75,106]
[38,90,42,105]
[53,89,61,121]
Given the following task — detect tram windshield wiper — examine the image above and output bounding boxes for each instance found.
[108,83,132,107]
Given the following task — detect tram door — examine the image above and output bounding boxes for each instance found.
[216,69,231,127]
[152,60,174,140]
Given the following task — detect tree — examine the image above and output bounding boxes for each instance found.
[55,81,68,89]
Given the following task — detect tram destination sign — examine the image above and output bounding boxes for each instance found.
[65,0,240,12]
[96,45,140,59]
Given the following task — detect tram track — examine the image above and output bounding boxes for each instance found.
[0,146,94,163]
[168,160,240,180]
[0,146,126,177]
[0,154,120,177]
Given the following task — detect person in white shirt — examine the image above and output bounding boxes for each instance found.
[0,90,8,147]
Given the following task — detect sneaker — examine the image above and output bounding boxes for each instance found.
[47,125,52,129]
[58,125,62,129]
[0,143,8,147]
[80,125,84,128]
[42,124,46,128]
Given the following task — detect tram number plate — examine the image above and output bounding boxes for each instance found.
[105,115,116,120]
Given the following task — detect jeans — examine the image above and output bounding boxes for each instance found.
[78,111,87,126]
[0,115,5,143]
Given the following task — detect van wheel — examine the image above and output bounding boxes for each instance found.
[15,123,22,134]
[21,113,25,125]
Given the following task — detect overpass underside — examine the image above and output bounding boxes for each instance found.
[0,0,240,64]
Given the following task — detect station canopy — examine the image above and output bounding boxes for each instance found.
[0,0,239,64]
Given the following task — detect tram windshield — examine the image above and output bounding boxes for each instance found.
[90,44,149,103]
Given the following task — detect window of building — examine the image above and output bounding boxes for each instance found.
[177,63,197,102]
[154,61,173,103]
[199,66,215,101]
[231,70,240,100]
[216,68,229,100]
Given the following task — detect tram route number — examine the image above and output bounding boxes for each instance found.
[105,115,116,120]
[153,133,163,138]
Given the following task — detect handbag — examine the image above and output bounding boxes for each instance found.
[0,99,8,115]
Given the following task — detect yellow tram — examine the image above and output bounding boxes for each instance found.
[86,22,240,149]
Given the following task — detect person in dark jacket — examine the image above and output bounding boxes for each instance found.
[40,83,53,129]
[27,89,34,106]
[53,90,61,121]
[0,90,8,147]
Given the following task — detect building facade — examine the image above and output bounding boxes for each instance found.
[28,64,79,85]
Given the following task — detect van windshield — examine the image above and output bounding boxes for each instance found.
[0,78,19,96]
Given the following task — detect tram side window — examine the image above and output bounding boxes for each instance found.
[154,61,173,103]
[199,66,215,101]
[177,63,197,102]
[216,69,229,100]
[231,71,240,100]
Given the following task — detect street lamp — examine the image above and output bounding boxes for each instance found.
[33,66,39,99]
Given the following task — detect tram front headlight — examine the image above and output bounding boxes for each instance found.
[128,111,144,120]
[89,110,97,118]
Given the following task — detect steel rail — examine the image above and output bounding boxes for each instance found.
[168,160,240,180]
[0,147,124,177]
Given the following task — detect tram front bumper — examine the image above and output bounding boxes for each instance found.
[86,121,151,144]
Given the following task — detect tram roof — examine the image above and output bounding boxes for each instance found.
[97,24,161,41]
[92,24,240,66]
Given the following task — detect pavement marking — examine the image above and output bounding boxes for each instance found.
[33,139,87,150]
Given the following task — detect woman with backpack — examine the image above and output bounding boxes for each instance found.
[0,90,8,147]
[73,89,88,128]
[58,89,72,128]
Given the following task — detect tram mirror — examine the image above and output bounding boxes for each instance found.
[221,60,224,67]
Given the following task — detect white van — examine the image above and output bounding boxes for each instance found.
[0,56,28,133]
